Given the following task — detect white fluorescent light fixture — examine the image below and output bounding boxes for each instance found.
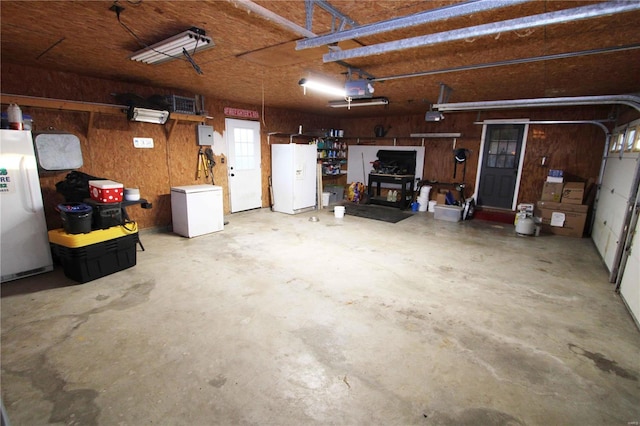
[298,78,346,97]
[128,107,170,124]
[130,28,214,65]
[328,97,389,109]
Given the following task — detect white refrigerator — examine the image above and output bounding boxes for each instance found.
[271,143,317,214]
[170,185,224,237]
[0,129,54,282]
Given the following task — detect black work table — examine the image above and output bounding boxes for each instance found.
[83,198,152,250]
[367,173,415,210]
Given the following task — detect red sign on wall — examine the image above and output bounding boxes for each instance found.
[224,107,259,120]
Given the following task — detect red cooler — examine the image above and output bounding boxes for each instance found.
[89,180,124,203]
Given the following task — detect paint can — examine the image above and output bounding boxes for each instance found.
[334,206,345,218]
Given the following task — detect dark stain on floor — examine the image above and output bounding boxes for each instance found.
[569,343,638,381]
[427,407,525,425]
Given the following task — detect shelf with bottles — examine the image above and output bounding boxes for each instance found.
[315,137,348,160]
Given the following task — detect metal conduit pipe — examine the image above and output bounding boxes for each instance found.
[297,0,529,50]
[372,44,640,82]
[323,1,640,62]
[434,94,640,112]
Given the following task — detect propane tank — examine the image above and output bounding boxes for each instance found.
[515,212,535,236]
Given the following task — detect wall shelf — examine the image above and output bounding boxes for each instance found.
[0,93,207,140]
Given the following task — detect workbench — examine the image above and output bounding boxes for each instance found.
[367,173,415,210]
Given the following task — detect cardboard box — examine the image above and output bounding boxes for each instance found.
[541,182,564,202]
[561,182,585,204]
[535,201,588,238]
[436,193,447,205]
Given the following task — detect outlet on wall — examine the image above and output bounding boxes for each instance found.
[133,137,154,148]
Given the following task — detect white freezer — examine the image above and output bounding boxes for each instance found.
[171,184,223,238]
[271,143,317,214]
[0,130,54,282]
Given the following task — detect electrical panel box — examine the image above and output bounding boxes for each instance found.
[197,124,214,146]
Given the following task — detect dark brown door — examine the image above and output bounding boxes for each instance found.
[477,124,525,209]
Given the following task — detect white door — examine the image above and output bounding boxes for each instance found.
[225,118,262,213]
[619,205,639,326]
[592,122,639,278]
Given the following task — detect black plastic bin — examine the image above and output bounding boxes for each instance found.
[48,223,139,283]
[58,202,93,234]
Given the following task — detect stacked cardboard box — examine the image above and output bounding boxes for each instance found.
[535,180,587,237]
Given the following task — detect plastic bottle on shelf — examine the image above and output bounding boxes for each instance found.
[7,104,23,130]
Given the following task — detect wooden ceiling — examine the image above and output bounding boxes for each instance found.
[1,0,639,117]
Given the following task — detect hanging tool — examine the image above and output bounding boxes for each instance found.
[196,147,209,180]
[196,147,216,183]
[204,147,216,184]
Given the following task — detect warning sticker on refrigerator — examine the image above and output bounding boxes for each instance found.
[0,168,13,194]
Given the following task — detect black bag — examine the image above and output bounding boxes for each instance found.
[55,171,105,202]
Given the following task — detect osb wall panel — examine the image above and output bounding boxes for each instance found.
[339,108,608,205]
[1,64,337,229]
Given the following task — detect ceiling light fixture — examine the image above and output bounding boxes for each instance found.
[298,78,346,97]
[127,107,170,124]
[328,97,389,109]
[130,28,214,65]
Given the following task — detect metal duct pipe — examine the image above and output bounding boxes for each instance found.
[434,94,640,112]
[323,1,640,62]
[297,0,529,50]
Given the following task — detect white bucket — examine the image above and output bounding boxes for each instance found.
[428,200,437,212]
[420,185,432,198]
[334,206,345,218]
[322,192,331,207]
[418,202,428,212]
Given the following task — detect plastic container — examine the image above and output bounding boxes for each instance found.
[434,205,463,222]
[7,104,23,130]
[124,188,140,201]
[89,180,124,203]
[58,202,93,234]
[334,206,345,218]
[322,192,331,207]
[48,223,138,283]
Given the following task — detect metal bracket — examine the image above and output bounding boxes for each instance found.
[304,0,357,33]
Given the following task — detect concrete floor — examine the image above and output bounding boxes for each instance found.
[1,207,639,425]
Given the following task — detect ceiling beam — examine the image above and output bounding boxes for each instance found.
[297,0,530,50]
[322,1,640,62]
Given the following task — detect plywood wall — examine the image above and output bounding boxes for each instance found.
[2,63,612,231]
[1,64,337,230]
[339,108,608,205]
